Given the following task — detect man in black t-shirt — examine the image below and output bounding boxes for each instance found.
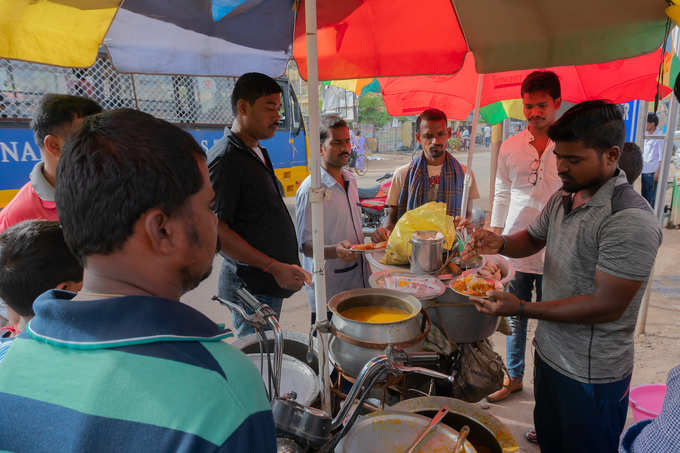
[208,73,309,337]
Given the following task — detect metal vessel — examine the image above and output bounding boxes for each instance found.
[409,230,448,274]
[328,288,429,377]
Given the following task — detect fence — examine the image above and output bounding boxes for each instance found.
[0,55,235,125]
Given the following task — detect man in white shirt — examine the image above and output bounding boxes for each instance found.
[487,71,563,406]
[641,113,664,208]
[296,116,368,324]
[374,108,479,241]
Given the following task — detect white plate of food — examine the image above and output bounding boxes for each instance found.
[449,270,503,298]
[348,241,387,253]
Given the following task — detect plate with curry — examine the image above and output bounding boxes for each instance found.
[450,271,503,298]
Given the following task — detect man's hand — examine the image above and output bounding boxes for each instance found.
[269,261,311,291]
[654,170,659,182]
[371,227,390,243]
[335,240,357,262]
[470,291,522,316]
[454,216,473,232]
[462,230,504,259]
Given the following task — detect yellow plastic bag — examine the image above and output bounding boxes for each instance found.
[383,202,456,265]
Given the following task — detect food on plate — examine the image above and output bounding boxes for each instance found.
[477,262,502,281]
[452,274,499,297]
[451,254,484,270]
[350,241,386,251]
[340,305,411,323]
[447,261,463,276]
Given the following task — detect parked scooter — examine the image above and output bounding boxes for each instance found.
[358,172,392,234]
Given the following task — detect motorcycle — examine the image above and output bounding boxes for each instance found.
[358,172,392,234]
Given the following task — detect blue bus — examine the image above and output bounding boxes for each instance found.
[0,56,309,207]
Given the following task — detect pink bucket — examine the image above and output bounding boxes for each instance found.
[629,384,667,422]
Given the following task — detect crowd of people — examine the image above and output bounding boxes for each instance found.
[0,70,677,453]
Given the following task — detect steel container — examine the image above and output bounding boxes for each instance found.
[409,230,447,274]
[328,288,427,378]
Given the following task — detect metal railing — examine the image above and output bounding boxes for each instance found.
[0,55,235,125]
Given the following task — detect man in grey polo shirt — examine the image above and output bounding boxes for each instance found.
[464,100,662,453]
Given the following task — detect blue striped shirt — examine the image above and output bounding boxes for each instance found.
[0,290,276,452]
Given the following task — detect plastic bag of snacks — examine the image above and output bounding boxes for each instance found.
[383,201,456,265]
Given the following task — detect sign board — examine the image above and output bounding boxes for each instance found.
[621,100,640,143]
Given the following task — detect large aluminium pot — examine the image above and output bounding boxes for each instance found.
[328,288,429,378]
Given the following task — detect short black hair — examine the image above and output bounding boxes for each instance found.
[320,115,348,144]
[521,71,561,100]
[231,72,282,116]
[548,100,625,152]
[30,94,102,148]
[620,142,643,184]
[647,112,659,127]
[56,109,206,260]
[416,108,447,132]
[0,220,82,317]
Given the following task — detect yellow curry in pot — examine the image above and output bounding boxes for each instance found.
[340,306,411,323]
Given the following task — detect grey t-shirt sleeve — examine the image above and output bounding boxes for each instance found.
[596,209,662,281]
[527,192,559,242]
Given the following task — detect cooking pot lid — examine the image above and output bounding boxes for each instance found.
[247,353,320,406]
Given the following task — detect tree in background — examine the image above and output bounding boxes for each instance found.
[358,93,391,127]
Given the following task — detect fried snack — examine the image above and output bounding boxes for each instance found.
[477,263,502,281]
[452,275,497,297]
[447,261,463,276]
[350,241,386,251]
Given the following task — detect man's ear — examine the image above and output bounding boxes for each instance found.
[143,208,176,255]
[237,98,250,116]
[554,97,562,110]
[56,280,83,292]
[606,145,621,165]
[43,134,63,158]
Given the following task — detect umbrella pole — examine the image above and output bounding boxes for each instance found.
[304,0,332,413]
[461,74,484,217]
[636,26,680,336]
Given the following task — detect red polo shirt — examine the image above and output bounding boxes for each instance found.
[0,164,58,233]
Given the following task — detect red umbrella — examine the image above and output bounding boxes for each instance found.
[378,49,673,120]
[292,0,668,81]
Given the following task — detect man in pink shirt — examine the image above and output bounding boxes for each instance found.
[0,94,101,325]
[0,94,101,232]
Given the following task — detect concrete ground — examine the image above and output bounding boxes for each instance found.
[182,150,680,452]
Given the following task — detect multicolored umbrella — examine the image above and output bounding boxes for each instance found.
[0,0,668,79]
[321,78,381,96]
[378,49,680,124]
